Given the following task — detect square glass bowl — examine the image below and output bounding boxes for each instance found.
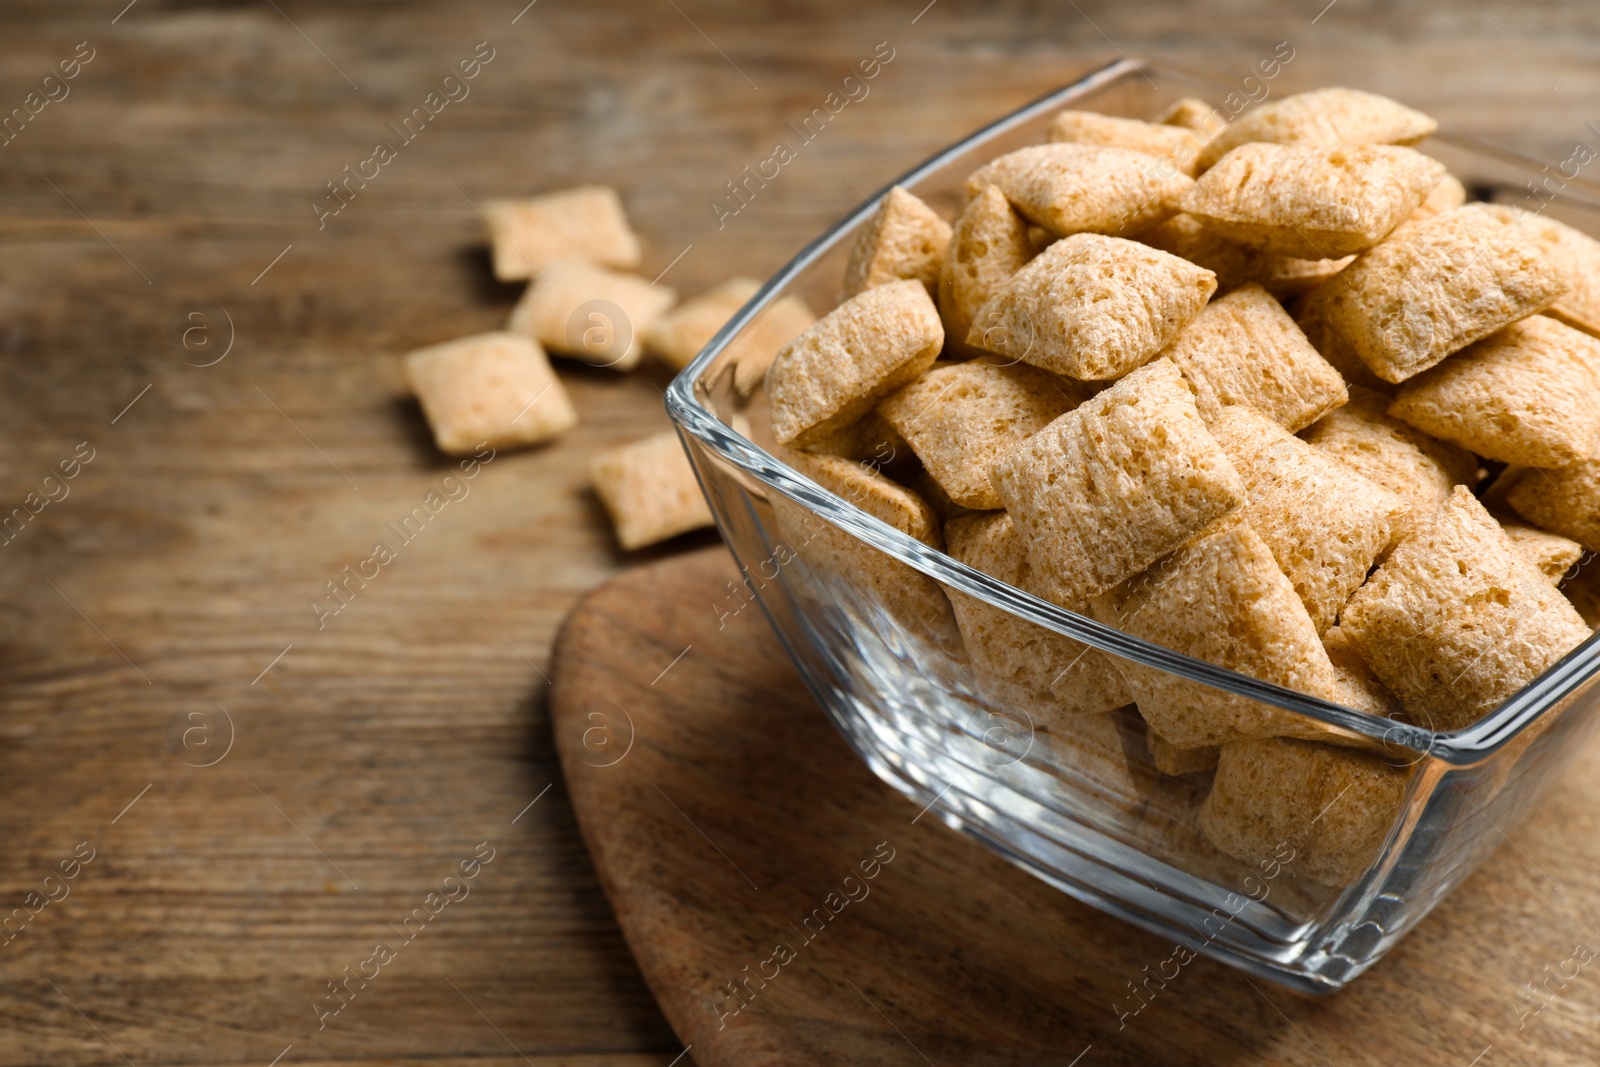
[663,58,1600,992]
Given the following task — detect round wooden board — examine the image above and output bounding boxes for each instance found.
[550,546,1600,1067]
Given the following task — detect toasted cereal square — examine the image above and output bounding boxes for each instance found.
[1561,559,1600,628]
[1196,87,1437,171]
[877,360,1085,510]
[1146,731,1220,776]
[731,294,817,397]
[507,261,675,371]
[913,469,970,521]
[1311,205,1569,383]
[589,430,713,550]
[1201,738,1409,886]
[843,186,952,299]
[1389,315,1600,467]
[1253,254,1353,300]
[1047,110,1205,176]
[1095,523,1348,748]
[969,234,1216,380]
[939,185,1036,355]
[1411,173,1467,221]
[646,277,759,372]
[1506,460,1600,553]
[1135,213,1258,293]
[1475,205,1600,337]
[404,332,577,456]
[483,186,642,281]
[1161,283,1348,431]
[945,512,1133,721]
[1185,144,1445,259]
[766,279,943,447]
[1157,96,1228,140]
[1340,486,1592,730]
[963,143,1192,237]
[1300,385,1477,540]
[1323,625,1401,717]
[801,408,908,466]
[782,447,940,544]
[1293,290,1395,394]
[1499,518,1584,584]
[990,358,1245,604]
[1211,406,1408,633]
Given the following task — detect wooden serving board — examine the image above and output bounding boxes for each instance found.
[551,546,1600,1067]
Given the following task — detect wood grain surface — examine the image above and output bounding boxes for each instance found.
[2,1,1600,1064]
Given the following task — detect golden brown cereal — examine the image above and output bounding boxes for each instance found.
[1210,406,1408,633]
[1300,384,1477,540]
[1201,737,1410,886]
[731,294,817,397]
[912,469,971,521]
[404,332,577,456]
[1311,205,1569,383]
[1157,97,1227,140]
[1146,731,1220,776]
[1323,625,1402,717]
[646,277,760,372]
[1160,283,1348,432]
[802,409,908,467]
[1047,110,1205,176]
[507,260,676,372]
[589,430,714,550]
[989,358,1245,605]
[783,447,941,544]
[969,234,1216,380]
[483,185,642,281]
[1499,518,1584,583]
[1185,144,1445,260]
[1254,254,1353,300]
[1096,523,1349,748]
[939,185,1035,355]
[767,279,943,447]
[1411,173,1467,221]
[877,360,1085,510]
[1561,559,1600,628]
[945,512,1134,720]
[1340,486,1591,730]
[1195,87,1438,171]
[843,186,953,298]
[1293,290,1395,393]
[1506,460,1600,553]
[964,143,1193,237]
[1472,204,1600,338]
[1135,213,1258,293]
[1388,315,1600,467]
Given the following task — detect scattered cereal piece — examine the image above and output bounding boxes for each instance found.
[843,186,953,299]
[1195,87,1438,171]
[1047,109,1205,176]
[507,261,676,372]
[483,186,642,281]
[1323,625,1402,717]
[1184,144,1446,259]
[1157,97,1227,140]
[1160,283,1348,432]
[969,234,1216,380]
[646,277,759,372]
[766,280,943,447]
[945,511,1133,721]
[1388,315,1600,467]
[1146,731,1220,776]
[964,143,1193,237]
[1340,486,1591,730]
[1475,205,1600,338]
[877,360,1085,510]
[1499,518,1584,584]
[731,294,817,397]
[1310,205,1569,384]
[1211,406,1407,633]
[404,332,577,456]
[1411,173,1467,221]
[589,430,713,550]
[1506,460,1600,553]
[990,358,1245,604]
[1201,737,1409,885]
[939,185,1035,355]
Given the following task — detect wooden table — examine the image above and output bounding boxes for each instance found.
[0,2,1596,1064]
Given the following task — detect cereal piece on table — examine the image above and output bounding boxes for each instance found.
[877,360,1085,510]
[1506,460,1600,552]
[1184,144,1446,260]
[646,277,760,372]
[1046,110,1205,176]
[1146,731,1220,776]
[1472,204,1600,337]
[731,294,817,397]
[404,332,577,456]
[843,186,952,299]
[1388,315,1600,467]
[1323,625,1401,717]
[1498,519,1584,584]
[1135,213,1258,293]
[1195,87,1438,172]
[1311,205,1569,384]
[939,185,1035,355]
[1157,97,1227,140]
[1096,523,1349,748]
[1161,283,1348,432]
[766,279,943,448]
[1340,486,1592,730]
[963,143,1193,238]
[1562,560,1600,628]
[1201,737,1410,886]
[482,185,642,281]
[1300,384,1477,540]
[507,261,676,372]
[969,234,1216,380]
[944,512,1133,722]
[1211,406,1408,634]
[589,430,713,550]
[989,358,1245,604]
[1411,173,1467,221]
